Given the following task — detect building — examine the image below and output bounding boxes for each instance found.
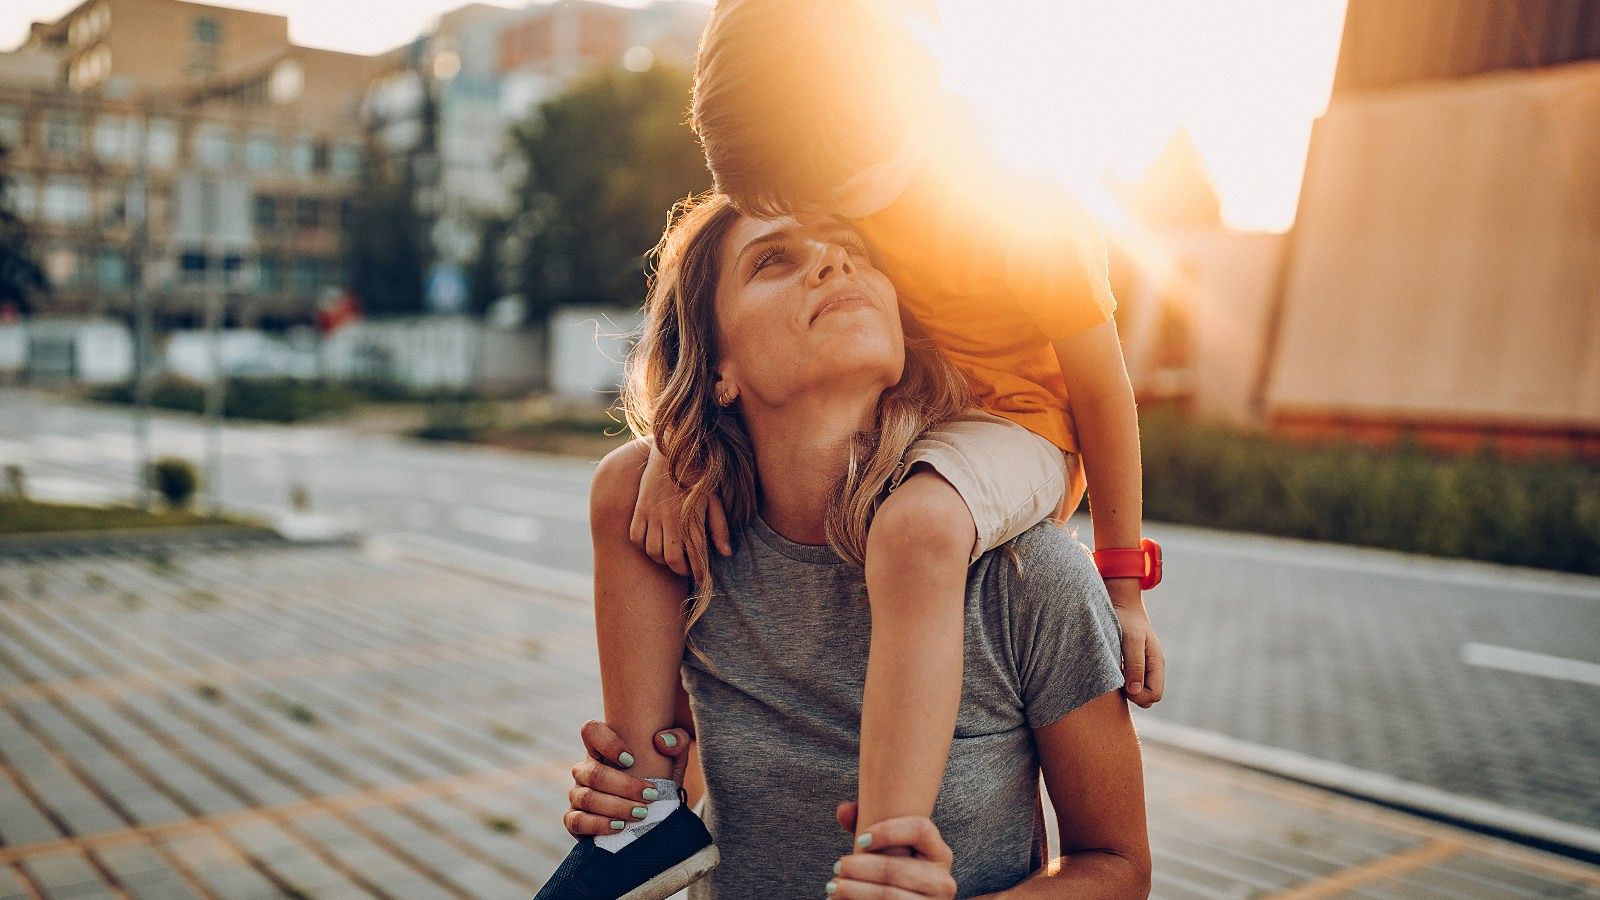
[1257,0,1600,460]
[361,0,708,316]
[0,0,377,329]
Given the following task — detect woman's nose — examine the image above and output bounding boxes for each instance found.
[808,242,854,285]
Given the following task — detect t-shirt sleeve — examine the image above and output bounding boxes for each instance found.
[998,180,1119,341]
[1007,525,1127,729]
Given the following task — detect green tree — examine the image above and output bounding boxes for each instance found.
[507,63,709,327]
[341,134,429,317]
[466,212,510,318]
[0,142,47,316]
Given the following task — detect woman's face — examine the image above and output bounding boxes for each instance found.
[712,214,904,410]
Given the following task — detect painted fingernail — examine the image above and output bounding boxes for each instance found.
[855,832,872,850]
[832,860,841,875]
[643,787,660,801]
[825,881,838,895]
[632,806,648,819]
[610,820,625,831]
[660,733,678,748]
[618,751,635,768]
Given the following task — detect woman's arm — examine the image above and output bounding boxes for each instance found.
[978,690,1151,898]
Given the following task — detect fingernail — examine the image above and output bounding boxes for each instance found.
[618,751,635,767]
[660,733,678,748]
[643,787,660,801]
[610,820,625,831]
[1128,683,1142,693]
[825,881,838,895]
[832,860,841,875]
[632,806,648,819]
[855,832,871,850]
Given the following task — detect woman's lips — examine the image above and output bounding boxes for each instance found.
[809,291,872,324]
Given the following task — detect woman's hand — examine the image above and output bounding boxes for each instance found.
[828,802,957,898]
[629,438,733,582]
[564,720,692,838]
[1104,580,1165,709]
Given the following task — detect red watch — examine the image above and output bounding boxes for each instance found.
[1092,537,1162,590]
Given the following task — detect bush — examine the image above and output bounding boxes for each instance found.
[84,376,476,423]
[1137,406,1600,575]
[147,457,200,509]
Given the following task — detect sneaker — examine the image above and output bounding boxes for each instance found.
[535,796,719,900]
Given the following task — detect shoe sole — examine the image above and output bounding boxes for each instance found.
[616,845,721,900]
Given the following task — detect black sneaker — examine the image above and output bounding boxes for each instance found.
[535,795,719,900]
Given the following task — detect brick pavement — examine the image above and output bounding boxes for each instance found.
[0,542,1595,899]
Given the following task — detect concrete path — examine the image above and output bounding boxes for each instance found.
[0,542,1596,898]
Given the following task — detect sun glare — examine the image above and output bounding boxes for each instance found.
[928,0,1349,233]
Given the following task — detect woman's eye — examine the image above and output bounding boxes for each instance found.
[752,247,788,273]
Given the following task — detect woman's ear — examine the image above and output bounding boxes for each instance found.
[712,373,739,408]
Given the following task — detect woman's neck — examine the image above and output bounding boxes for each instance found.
[742,390,881,546]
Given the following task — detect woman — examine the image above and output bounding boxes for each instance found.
[554,194,1150,897]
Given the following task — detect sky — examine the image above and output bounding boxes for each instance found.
[1,0,1349,231]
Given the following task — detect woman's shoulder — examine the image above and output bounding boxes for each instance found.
[995,520,1105,602]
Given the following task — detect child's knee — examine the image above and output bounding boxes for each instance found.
[869,466,977,568]
[590,438,651,530]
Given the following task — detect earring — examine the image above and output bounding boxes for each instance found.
[715,387,733,407]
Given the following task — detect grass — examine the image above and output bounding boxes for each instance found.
[0,498,251,537]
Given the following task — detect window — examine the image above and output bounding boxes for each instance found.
[97,184,129,228]
[294,197,321,229]
[180,250,208,282]
[93,115,132,163]
[194,124,232,169]
[145,119,177,167]
[289,136,313,175]
[96,250,126,287]
[9,176,37,217]
[42,178,91,224]
[253,194,277,228]
[337,199,354,229]
[293,259,320,293]
[258,255,282,292]
[311,139,330,174]
[194,17,221,44]
[44,112,85,159]
[0,106,23,149]
[245,132,278,171]
[331,142,361,179]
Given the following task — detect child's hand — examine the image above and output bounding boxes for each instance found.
[629,438,733,581]
[1104,580,1165,708]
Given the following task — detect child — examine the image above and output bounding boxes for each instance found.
[540,2,1165,896]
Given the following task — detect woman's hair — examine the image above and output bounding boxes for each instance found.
[691,0,940,217]
[621,192,971,648]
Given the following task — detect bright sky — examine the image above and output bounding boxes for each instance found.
[2,0,1348,231]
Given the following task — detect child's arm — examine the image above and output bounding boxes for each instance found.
[629,437,733,583]
[1053,317,1166,709]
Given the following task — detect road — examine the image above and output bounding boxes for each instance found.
[3,387,1597,860]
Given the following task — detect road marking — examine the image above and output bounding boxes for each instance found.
[369,531,592,602]
[1269,837,1465,898]
[1462,642,1600,687]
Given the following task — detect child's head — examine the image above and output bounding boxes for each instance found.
[692,0,941,218]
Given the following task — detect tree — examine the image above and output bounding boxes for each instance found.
[0,142,47,317]
[340,133,429,317]
[466,212,510,319]
[506,62,710,328]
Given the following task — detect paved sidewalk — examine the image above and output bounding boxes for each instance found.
[0,543,1595,899]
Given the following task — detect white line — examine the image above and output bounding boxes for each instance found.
[367,531,591,602]
[1462,642,1600,687]
[1133,716,1600,858]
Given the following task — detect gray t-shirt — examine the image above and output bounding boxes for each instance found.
[682,514,1125,898]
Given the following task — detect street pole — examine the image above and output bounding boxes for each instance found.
[202,180,224,518]
[130,113,153,510]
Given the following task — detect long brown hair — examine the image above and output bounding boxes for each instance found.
[620,192,971,648]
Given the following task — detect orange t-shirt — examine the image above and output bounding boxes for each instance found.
[850,151,1118,456]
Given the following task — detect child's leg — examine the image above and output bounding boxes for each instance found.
[855,413,1067,842]
[856,464,975,838]
[589,438,690,782]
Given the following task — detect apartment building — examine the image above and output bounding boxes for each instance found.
[1,0,377,328]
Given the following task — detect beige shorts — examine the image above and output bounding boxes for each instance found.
[887,409,1077,565]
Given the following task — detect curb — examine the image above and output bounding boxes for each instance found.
[0,524,358,560]
[1133,716,1600,865]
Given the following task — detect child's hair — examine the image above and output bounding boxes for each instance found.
[691,0,940,217]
